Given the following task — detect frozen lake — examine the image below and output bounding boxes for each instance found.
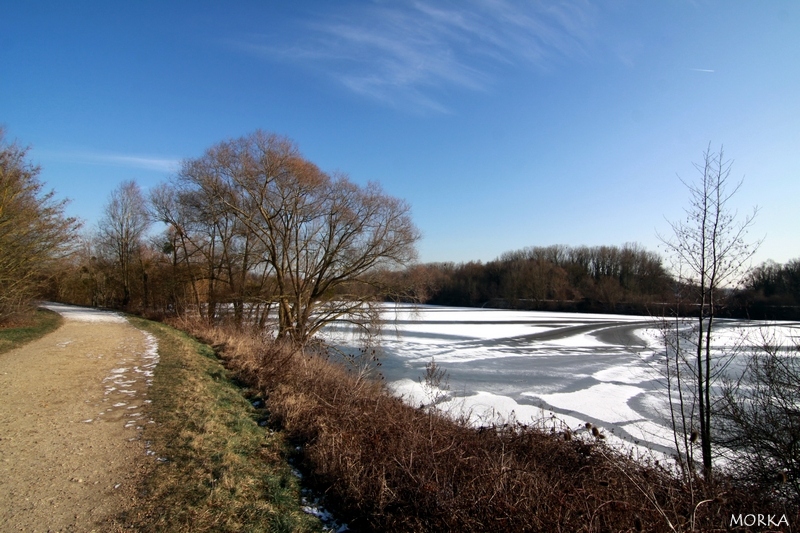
[328,304,800,456]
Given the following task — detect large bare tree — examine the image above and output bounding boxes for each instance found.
[0,129,80,322]
[97,180,150,308]
[166,131,420,343]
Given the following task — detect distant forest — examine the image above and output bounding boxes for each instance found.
[387,244,800,320]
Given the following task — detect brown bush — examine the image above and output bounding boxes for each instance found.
[174,317,794,532]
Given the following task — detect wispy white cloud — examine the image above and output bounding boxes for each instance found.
[689,68,715,73]
[41,150,180,173]
[231,0,597,112]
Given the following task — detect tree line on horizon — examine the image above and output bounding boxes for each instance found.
[391,243,673,310]
[385,244,800,319]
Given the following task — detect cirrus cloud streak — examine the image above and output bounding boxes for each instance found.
[233,0,597,112]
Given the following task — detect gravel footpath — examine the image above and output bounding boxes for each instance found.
[0,304,157,532]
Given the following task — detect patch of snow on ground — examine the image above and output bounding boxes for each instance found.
[42,302,127,323]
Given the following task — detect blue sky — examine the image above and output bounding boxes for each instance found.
[2,1,798,265]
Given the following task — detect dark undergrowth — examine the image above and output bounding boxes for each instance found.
[174,317,796,532]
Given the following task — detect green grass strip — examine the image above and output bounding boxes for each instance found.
[125,317,323,533]
[0,308,63,355]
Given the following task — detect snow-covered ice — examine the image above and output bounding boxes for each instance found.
[527,383,645,424]
[329,304,799,455]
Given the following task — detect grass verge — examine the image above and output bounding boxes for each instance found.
[120,317,323,533]
[0,308,63,355]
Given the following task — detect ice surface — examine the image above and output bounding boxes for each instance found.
[528,383,646,424]
[387,378,446,408]
[592,363,658,384]
[437,391,550,427]
[620,419,677,450]
[329,304,798,454]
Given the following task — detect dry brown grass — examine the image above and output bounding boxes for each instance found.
[176,317,795,532]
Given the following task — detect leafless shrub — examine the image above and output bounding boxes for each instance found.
[717,332,800,506]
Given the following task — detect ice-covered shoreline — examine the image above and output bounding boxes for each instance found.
[330,303,799,455]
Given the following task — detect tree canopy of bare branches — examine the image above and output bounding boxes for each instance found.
[0,129,80,322]
[97,180,151,308]
[157,131,420,344]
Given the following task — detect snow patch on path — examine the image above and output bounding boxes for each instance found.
[42,302,126,323]
[42,303,161,432]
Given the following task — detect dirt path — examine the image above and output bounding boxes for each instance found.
[0,304,158,532]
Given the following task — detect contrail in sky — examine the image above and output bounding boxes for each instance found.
[39,150,180,173]
[690,68,715,73]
